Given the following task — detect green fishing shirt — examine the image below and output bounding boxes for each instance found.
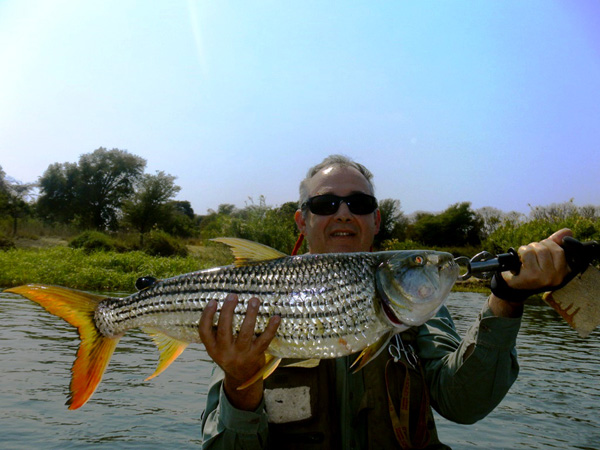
[200,299,521,449]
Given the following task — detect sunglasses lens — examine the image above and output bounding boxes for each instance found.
[347,194,377,214]
[306,194,377,215]
[308,195,339,215]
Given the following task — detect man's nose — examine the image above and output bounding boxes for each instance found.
[334,201,353,221]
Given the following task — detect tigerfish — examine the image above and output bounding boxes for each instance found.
[6,238,459,409]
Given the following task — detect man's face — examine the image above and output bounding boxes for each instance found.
[295,165,381,254]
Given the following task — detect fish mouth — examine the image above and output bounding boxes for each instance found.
[380,293,403,326]
[376,273,408,328]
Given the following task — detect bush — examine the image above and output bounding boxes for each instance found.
[484,216,600,254]
[143,230,188,257]
[198,198,299,254]
[381,239,423,251]
[0,232,15,250]
[69,231,118,253]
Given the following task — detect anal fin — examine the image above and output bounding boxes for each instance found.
[143,328,189,380]
[237,354,282,390]
[280,358,320,369]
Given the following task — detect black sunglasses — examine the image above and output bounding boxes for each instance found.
[302,193,378,216]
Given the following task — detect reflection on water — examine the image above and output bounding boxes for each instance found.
[1,291,599,449]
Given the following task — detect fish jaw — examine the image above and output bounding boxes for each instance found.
[375,250,458,327]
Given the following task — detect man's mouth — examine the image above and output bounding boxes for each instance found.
[330,231,355,237]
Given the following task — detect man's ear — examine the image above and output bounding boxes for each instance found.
[374,209,382,235]
[294,209,307,234]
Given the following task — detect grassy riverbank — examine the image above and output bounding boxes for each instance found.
[0,240,233,292]
[1,237,488,293]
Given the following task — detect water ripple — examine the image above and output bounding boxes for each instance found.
[1,291,599,449]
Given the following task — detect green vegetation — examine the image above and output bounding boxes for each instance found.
[1,151,599,292]
[142,230,189,257]
[69,230,123,253]
[0,245,232,292]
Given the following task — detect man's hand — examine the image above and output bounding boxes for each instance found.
[199,293,280,411]
[489,228,573,318]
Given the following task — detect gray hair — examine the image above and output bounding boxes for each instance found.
[298,154,375,208]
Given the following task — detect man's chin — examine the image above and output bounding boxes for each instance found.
[324,237,363,253]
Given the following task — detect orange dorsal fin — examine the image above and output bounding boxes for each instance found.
[236,354,283,390]
[143,328,189,380]
[211,238,287,267]
[5,284,120,409]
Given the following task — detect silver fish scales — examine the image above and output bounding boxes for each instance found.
[95,246,457,359]
[96,253,375,357]
[6,238,458,409]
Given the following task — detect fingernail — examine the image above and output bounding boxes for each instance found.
[208,299,216,308]
[250,298,259,308]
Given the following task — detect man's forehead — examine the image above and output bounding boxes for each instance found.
[307,165,372,195]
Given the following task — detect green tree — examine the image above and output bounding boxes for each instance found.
[234,199,299,253]
[122,171,181,246]
[0,166,10,212]
[198,203,238,238]
[410,202,482,247]
[375,198,408,247]
[0,166,35,236]
[476,206,505,240]
[36,162,79,224]
[170,200,195,219]
[37,148,146,229]
[162,200,198,238]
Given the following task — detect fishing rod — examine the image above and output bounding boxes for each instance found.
[455,236,600,283]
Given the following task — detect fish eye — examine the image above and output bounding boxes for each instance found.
[413,255,425,265]
[135,276,157,291]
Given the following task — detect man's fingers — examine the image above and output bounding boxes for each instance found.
[254,315,281,353]
[236,297,260,348]
[198,299,218,349]
[541,238,570,284]
[518,243,538,269]
[216,293,238,345]
[548,228,573,246]
[198,292,281,367]
[517,238,569,288]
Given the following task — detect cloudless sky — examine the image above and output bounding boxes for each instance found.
[1,0,599,216]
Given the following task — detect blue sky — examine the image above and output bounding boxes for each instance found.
[1,0,599,216]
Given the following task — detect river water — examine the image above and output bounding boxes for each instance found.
[1,290,599,449]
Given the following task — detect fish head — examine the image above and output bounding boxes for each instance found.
[375,250,459,328]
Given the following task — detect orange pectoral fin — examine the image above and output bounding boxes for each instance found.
[350,331,395,373]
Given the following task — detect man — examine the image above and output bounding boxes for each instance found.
[200,155,571,448]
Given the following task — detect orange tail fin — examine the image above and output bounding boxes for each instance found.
[6,284,120,409]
